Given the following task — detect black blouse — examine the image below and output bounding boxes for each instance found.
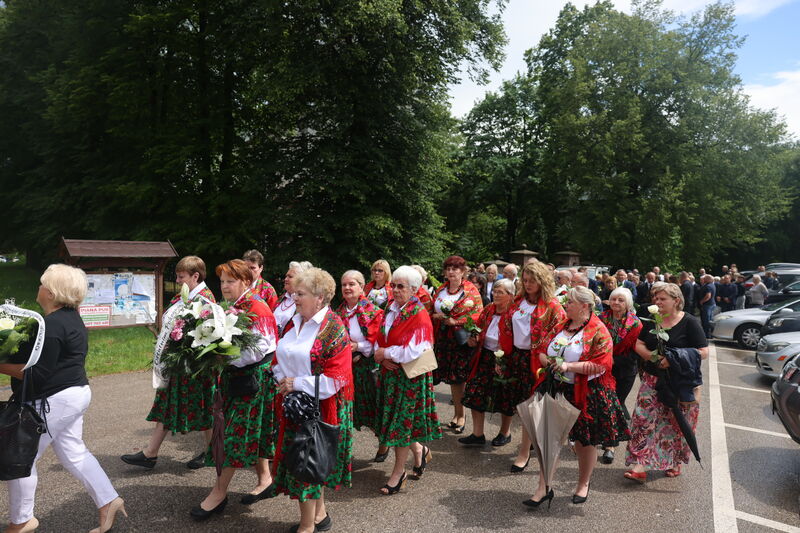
[640,313,707,352]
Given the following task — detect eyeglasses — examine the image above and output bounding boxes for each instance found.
[390,283,407,290]
[372,269,384,273]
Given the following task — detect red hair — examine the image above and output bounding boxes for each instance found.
[215,259,253,284]
[443,255,467,271]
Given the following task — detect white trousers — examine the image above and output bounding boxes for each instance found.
[7,385,118,524]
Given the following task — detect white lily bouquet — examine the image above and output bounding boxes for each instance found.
[0,300,44,364]
[157,284,260,379]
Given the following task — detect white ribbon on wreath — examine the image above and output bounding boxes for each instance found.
[0,303,46,370]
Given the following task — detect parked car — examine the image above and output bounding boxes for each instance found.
[711,298,800,349]
[761,309,800,336]
[756,332,800,379]
[766,263,800,270]
[766,279,800,304]
[772,353,800,444]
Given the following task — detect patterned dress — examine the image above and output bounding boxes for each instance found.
[599,310,643,410]
[147,285,217,433]
[273,309,354,502]
[252,277,279,311]
[532,314,630,447]
[204,291,278,468]
[364,281,392,310]
[432,280,483,385]
[375,298,442,447]
[335,297,383,432]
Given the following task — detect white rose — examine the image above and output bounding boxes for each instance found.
[494,349,505,359]
[647,305,659,315]
[464,300,475,308]
[181,283,190,304]
[0,317,15,331]
[555,337,569,347]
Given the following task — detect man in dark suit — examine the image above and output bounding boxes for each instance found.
[679,271,695,314]
[615,269,638,301]
[636,271,656,317]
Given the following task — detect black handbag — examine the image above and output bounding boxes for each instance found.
[285,374,340,484]
[227,373,260,397]
[453,327,470,346]
[0,370,47,481]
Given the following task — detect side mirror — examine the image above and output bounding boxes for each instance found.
[779,307,794,314]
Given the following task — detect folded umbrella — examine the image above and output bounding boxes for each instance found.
[210,389,226,476]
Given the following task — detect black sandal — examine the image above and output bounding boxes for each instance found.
[411,446,432,479]
[379,472,407,495]
[373,448,390,463]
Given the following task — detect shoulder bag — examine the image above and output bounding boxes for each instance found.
[402,348,438,380]
[0,369,47,480]
[285,374,340,484]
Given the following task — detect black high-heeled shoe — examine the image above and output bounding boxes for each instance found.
[373,448,390,463]
[522,488,554,509]
[240,482,277,505]
[189,497,228,521]
[572,484,590,504]
[411,446,432,479]
[379,472,407,495]
[509,457,530,473]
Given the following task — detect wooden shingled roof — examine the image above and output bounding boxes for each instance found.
[60,238,177,259]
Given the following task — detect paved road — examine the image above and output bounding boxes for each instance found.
[0,342,796,532]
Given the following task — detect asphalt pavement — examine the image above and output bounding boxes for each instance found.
[0,342,796,533]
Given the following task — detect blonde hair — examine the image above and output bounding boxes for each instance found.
[411,265,427,284]
[567,286,601,310]
[295,267,336,306]
[289,260,313,274]
[40,264,87,308]
[520,260,555,302]
[341,270,366,287]
[371,259,392,283]
[651,282,684,311]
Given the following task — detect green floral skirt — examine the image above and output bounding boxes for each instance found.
[376,367,442,447]
[146,373,215,434]
[204,364,271,469]
[274,400,353,502]
[352,354,379,432]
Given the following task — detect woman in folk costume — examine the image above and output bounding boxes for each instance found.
[364,259,393,309]
[411,264,434,314]
[243,249,279,310]
[524,286,629,508]
[432,255,483,433]
[272,268,354,533]
[598,287,642,464]
[274,260,314,334]
[459,278,518,447]
[121,256,216,471]
[374,266,441,495]
[509,260,567,473]
[190,260,279,521]
[335,270,390,462]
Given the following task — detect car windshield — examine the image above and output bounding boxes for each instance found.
[762,302,786,312]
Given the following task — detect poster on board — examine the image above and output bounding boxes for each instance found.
[80,272,156,327]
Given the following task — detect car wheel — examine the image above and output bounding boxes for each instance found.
[735,323,762,349]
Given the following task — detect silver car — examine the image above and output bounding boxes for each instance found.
[711,298,800,349]
[756,332,800,379]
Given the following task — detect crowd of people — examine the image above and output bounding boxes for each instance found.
[2,252,715,533]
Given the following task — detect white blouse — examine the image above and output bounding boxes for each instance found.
[483,314,501,351]
[274,294,296,333]
[229,291,276,368]
[512,299,537,349]
[373,300,433,364]
[272,307,340,400]
[546,329,603,384]
[367,286,389,307]
[434,289,461,314]
[346,305,373,356]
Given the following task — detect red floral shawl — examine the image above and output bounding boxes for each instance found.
[599,310,642,357]
[499,295,567,369]
[531,313,615,419]
[335,296,384,345]
[466,303,513,380]
[273,309,353,468]
[252,277,279,311]
[233,289,277,339]
[364,280,392,304]
[432,280,484,335]
[377,298,434,349]
[416,286,434,314]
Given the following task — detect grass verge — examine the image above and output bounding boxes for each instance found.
[0,263,154,386]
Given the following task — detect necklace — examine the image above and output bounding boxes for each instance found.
[278,295,294,311]
[447,283,462,295]
[565,316,590,334]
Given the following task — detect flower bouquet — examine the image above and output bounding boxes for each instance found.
[0,301,44,366]
[539,336,571,383]
[156,287,260,380]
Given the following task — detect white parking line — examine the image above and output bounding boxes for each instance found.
[736,510,800,532]
[718,384,770,394]
[709,344,739,533]
[716,346,755,355]
[725,423,791,439]
[716,361,754,368]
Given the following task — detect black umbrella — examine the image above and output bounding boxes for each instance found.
[210,389,226,476]
[644,361,702,464]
